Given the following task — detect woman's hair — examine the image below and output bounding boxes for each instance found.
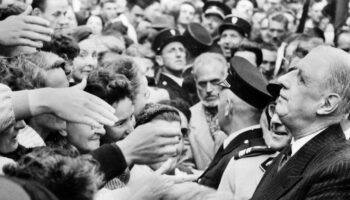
[86,69,134,104]
[0,58,35,91]
[42,33,80,62]
[16,51,68,88]
[103,55,142,98]
[3,146,104,200]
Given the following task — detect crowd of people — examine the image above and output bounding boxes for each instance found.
[0,0,350,199]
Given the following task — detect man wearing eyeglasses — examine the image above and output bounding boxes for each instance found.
[188,52,229,171]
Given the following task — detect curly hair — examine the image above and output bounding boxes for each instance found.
[3,146,104,200]
[0,2,26,20]
[86,68,134,104]
[0,58,35,91]
[102,55,142,98]
[42,33,80,62]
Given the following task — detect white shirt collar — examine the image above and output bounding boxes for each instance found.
[290,128,326,156]
[344,127,350,140]
[162,73,183,86]
[223,124,261,149]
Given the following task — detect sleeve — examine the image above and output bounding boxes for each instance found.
[0,84,15,133]
[90,143,128,182]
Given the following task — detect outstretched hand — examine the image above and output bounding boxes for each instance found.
[0,6,53,48]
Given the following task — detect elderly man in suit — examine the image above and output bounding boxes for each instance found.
[189,52,228,170]
[251,46,350,200]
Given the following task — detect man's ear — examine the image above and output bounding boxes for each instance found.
[224,98,234,117]
[155,55,164,66]
[317,93,341,115]
[32,8,42,16]
[58,130,68,137]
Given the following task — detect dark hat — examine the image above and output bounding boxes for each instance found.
[149,14,176,32]
[152,28,186,54]
[203,1,231,20]
[222,56,271,109]
[267,80,282,100]
[218,15,251,37]
[183,23,213,57]
[136,103,179,126]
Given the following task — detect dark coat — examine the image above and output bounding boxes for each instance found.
[156,73,192,106]
[198,127,275,189]
[251,124,350,200]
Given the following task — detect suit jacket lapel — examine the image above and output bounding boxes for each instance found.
[252,124,345,200]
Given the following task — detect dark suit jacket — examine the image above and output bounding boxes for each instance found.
[198,127,275,189]
[251,124,350,200]
[156,73,192,106]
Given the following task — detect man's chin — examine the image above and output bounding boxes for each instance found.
[202,100,219,108]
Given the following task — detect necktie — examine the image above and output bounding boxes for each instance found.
[277,145,292,172]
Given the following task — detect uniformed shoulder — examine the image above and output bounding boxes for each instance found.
[234,145,276,160]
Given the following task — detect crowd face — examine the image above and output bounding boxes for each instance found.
[160,42,187,74]
[86,16,103,35]
[37,0,70,31]
[195,59,227,108]
[202,15,223,36]
[105,98,136,141]
[275,51,327,128]
[259,18,271,43]
[219,29,244,58]
[260,103,291,151]
[0,120,25,154]
[73,39,98,81]
[309,2,325,24]
[66,122,105,153]
[260,49,277,80]
[268,20,285,46]
[101,2,118,21]
[177,3,196,25]
[264,0,282,12]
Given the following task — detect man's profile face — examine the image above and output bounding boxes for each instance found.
[160,41,186,73]
[219,29,244,58]
[275,51,327,126]
[195,59,227,107]
[202,15,223,35]
[40,0,70,31]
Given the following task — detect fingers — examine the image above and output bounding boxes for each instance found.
[71,78,87,90]
[17,38,43,48]
[157,137,180,146]
[79,116,103,128]
[87,92,116,113]
[152,126,181,137]
[24,23,53,36]
[83,107,117,127]
[20,6,32,16]
[20,31,51,42]
[158,145,178,157]
[23,15,50,27]
[155,159,174,175]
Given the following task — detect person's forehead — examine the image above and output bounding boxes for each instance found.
[222,29,241,35]
[45,0,69,12]
[269,21,284,29]
[195,61,226,80]
[162,41,185,52]
[237,0,253,8]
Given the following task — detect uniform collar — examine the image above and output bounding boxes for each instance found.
[162,73,183,86]
[223,124,261,149]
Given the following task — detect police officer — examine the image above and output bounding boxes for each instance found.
[152,28,192,105]
[217,15,251,59]
[197,56,272,189]
[202,0,231,38]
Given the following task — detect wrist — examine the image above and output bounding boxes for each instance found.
[27,88,53,116]
[116,140,133,166]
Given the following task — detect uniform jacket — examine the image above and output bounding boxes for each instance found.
[189,103,227,170]
[156,73,192,106]
[218,152,278,200]
[198,127,275,189]
[251,124,350,200]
